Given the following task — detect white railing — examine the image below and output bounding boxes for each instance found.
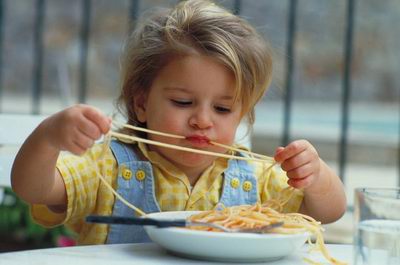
[0,114,47,201]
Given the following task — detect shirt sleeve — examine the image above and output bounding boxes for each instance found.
[31,144,117,232]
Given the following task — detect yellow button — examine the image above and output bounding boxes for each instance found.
[243,181,252,192]
[135,170,146,181]
[122,168,132,180]
[231,178,240,189]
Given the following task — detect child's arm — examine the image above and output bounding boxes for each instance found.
[11,105,111,212]
[274,140,347,224]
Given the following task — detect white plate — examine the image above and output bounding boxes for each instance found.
[144,211,309,263]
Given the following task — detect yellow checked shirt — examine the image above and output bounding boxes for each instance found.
[31,143,303,245]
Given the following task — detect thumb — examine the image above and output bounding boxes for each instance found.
[275,146,285,155]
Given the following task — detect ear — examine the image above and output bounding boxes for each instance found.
[133,92,147,123]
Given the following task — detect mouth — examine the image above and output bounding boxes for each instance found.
[186,135,210,147]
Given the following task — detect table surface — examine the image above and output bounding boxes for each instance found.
[0,243,352,265]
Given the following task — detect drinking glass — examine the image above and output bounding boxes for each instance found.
[354,188,400,265]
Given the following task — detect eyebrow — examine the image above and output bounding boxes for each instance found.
[164,87,190,93]
[164,87,234,100]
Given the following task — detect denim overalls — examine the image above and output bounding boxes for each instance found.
[106,140,258,244]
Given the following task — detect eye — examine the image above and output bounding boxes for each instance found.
[214,105,231,113]
[171,99,192,107]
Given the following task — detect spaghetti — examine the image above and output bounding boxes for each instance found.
[95,121,347,265]
[187,203,347,265]
[107,123,275,164]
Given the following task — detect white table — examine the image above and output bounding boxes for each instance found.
[0,243,352,265]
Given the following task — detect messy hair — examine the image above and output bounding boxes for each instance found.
[117,0,273,128]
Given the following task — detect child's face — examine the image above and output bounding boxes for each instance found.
[134,54,242,176]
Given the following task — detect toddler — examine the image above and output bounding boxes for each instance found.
[11,0,346,245]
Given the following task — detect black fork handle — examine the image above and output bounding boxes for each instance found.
[86,215,187,228]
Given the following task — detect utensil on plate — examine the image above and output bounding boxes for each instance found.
[86,215,283,234]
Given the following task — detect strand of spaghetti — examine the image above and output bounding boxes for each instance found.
[98,133,112,159]
[112,120,185,139]
[109,131,271,164]
[96,133,147,217]
[276,187,298,208]
[112,120,275,162]
[210,141,274,161]
[97,173,146,216]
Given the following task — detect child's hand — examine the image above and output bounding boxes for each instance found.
[274,140,321,190]
[42,104,111,155]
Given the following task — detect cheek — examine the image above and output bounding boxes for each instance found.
[216,119,241,145]
[219,129,236,145]
[146,115,183,149]
[146,109,183,134]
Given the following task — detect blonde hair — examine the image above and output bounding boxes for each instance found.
[117,0,272,128]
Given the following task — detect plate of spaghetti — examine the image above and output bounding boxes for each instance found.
[144,204,312,263]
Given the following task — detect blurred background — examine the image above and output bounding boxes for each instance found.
[0,0,398,251]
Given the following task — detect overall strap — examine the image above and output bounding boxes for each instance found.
[219,152,258,206]
[110,140,138,164]
[106,140,160,244]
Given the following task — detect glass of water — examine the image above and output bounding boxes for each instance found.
[354,188,400,265]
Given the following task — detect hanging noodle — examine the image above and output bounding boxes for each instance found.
[94,120,347,265]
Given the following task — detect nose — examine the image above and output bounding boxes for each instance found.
[189,107,213,129]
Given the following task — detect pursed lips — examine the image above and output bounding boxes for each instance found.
[185,135,210,147]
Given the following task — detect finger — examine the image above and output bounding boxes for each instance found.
[285,162,315,179]
[76,117,103,140]
[72,134,94,153]
[274,140,308,163]
[67,125,95,149]
[81,106,111,134]
[68,140,88,156]
[280,149,311,172]
[76,108,108,140]
[287,174,313,189]
[275,146,285,155]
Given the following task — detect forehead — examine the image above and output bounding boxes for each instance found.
[153,54,236,96]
